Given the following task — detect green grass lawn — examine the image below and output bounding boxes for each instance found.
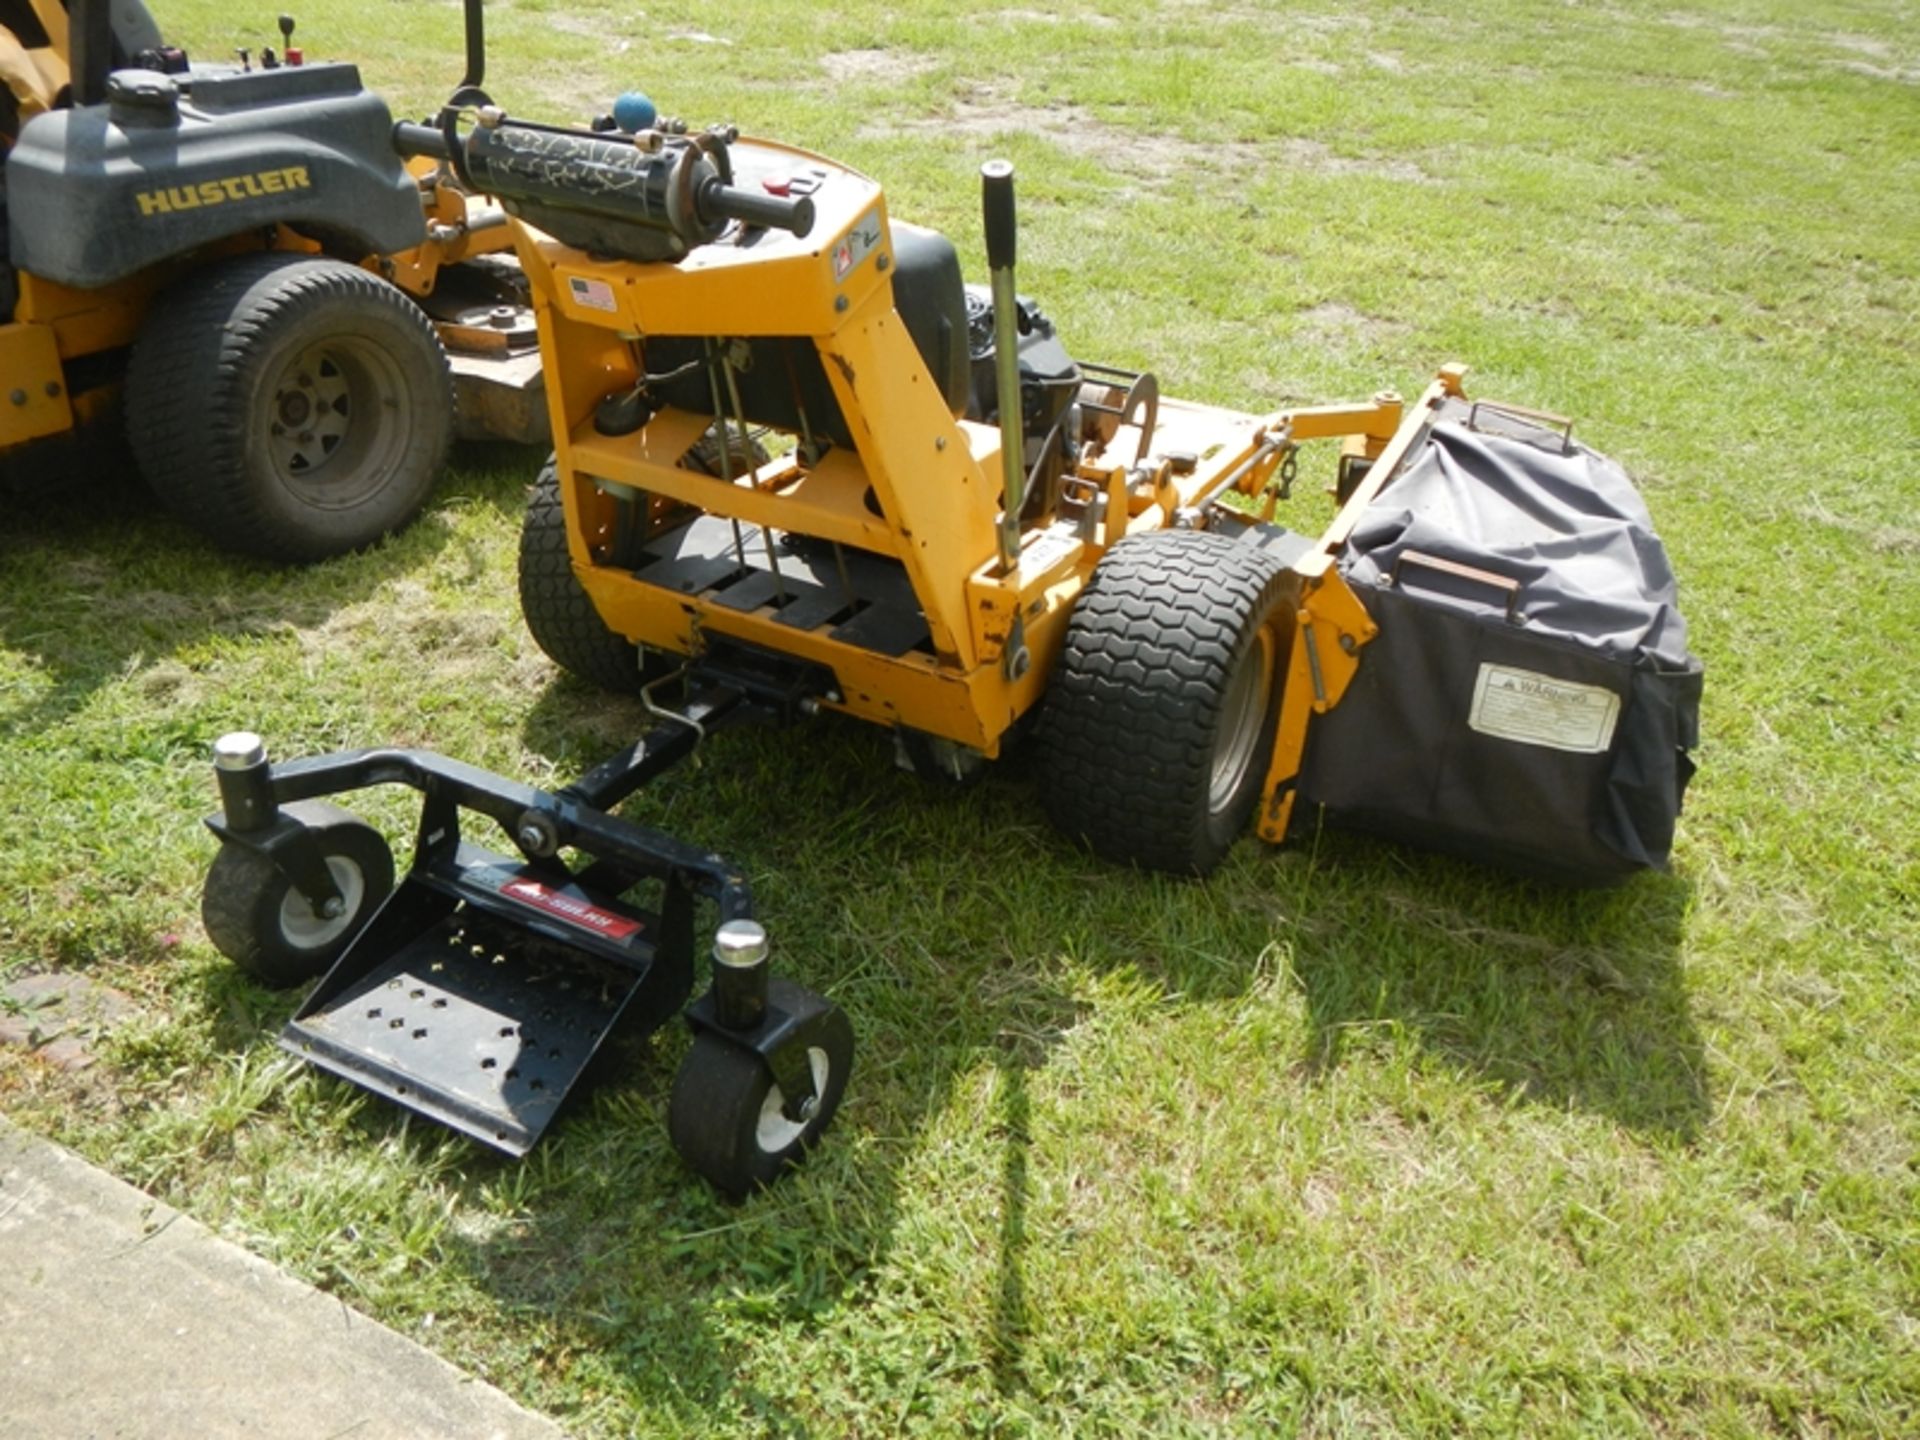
[3,1,1917,1434]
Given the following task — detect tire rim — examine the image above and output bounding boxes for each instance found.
[265,337,413,508]
[1209,626,1276,815]
[755,1046,831,1154]
[277,855,365,951]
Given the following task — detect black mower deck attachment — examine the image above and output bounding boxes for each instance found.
[199,684,851,1199]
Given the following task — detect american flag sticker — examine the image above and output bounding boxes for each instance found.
[568,275,618,313]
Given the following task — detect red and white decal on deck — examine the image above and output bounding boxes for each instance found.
[501,879,643,940]
[468,864,644,940]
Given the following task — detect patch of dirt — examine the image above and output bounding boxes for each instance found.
[0,973,140,1070]
[858,98,1433,187]
[300,593,511,687]
[1280,136,1431,183]
[1863,527,1920,555]
[821,49,938,84]
[128,658,201,707]
[1799,497,1920,556]
[1823,32,1894,60]
[1299,1173,1340,1219]
[542,12,632,50]
[1657,12,1784,46]
[1835,59,1920,86]
[1296,301,1410,351]
[972,8,1118,27]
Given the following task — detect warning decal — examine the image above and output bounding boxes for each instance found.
[1469,663,1621,754]
[832,207,883,282]
[468,864,644,941]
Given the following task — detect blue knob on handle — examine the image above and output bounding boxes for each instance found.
[612,91,657,134]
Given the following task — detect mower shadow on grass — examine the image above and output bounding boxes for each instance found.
[231,689,1704,1428]
[438,689,1711,1422]
[1282,836,1707,1144]
[0,446,533,742]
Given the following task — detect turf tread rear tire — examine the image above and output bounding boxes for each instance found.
[1037,528,1290,875]
[125,254,450,563]
[518,457,651,693]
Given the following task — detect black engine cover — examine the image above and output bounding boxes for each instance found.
[6,64,423,289]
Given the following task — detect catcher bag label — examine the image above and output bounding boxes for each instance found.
[1469,663,1620,754]
[567,275,618,313]
[468,864,644,941]
[135,166,312,216]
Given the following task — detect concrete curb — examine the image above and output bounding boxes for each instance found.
[0,1119,567,1440]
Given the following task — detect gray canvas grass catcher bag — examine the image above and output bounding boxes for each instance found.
[1296,404,1703,883]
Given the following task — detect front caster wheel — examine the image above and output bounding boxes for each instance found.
[668,989,854,1202]
[201,800,395,988]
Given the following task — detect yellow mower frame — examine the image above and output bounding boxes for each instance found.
[508,132,1469,856]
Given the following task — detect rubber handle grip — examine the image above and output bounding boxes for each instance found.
[697,179,816,238]
[982,159,1016,272]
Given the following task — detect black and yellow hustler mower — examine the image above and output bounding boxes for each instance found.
[1,0,545,559]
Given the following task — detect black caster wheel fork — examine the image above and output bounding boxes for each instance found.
[670,921,854,1200]
[208,731,355,926]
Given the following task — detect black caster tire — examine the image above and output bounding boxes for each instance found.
[1037,527,1292,876]
[668,989,853,1202]
[201,800,395,988]
[126,254,451,563]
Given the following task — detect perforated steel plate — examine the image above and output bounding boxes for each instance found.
[284,907,644,1154]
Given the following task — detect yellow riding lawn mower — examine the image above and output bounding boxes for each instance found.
[193,0,1702,1195]
[1,0,543,560]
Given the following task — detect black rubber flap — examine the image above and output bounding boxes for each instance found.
[1298,414,1702,883]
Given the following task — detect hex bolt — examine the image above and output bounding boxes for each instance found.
[319,897,347,920]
